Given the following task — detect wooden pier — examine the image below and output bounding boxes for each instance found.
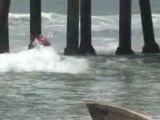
[0,0,10,53]
[29,0,41,49]
[0,0,159,55]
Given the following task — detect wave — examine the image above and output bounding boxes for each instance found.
[93,37,118,53]
[9,12,160,31]
[0,47,89,74]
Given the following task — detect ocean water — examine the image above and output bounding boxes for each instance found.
[0,0,160,120]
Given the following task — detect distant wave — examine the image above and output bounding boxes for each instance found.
[9,12,66,24]
[9,12,66,33]
[9,12,160,31]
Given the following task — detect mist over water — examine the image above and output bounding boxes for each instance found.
[0,0,160,120]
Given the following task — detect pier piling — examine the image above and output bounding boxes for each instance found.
[29,0,41,49]
[0,0,159,55]
[79,0,96,55]
[0,0,10,53]
[64,0,79,55]
[139,0,160,53]
[116,0,134,55]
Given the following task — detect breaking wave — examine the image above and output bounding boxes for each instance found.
[9,12,160,31]
[0,47,89,74]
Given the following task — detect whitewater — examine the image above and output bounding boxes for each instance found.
[0,46,89,73]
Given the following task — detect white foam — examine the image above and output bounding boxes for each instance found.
[92,14,160,31]
[9,12,66,32]
[9,12,160,32]
[0,47,89,74]
[93,37,118,52]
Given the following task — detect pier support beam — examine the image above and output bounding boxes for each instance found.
[0,0,10,53]
[29,0,41,49]
[116,0,134,55]
[64,0,79,55]
[139,0,160,53]
[79,0,96,55]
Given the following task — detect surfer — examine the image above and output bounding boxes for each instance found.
[30,34,51,49]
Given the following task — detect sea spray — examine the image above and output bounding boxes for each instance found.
[0,47,89,74]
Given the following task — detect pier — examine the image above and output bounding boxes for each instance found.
[0,0,159,55]
[0,0,10,53]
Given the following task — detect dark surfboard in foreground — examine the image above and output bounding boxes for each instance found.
[87,103,151,120]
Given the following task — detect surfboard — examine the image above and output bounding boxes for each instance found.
[87,103,151,120]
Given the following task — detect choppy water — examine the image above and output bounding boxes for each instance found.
[0,0,160,120]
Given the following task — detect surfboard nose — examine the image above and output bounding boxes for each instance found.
[86,103,151,120]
